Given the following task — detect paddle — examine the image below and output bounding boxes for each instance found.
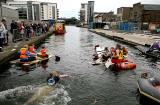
[105,57,112,69]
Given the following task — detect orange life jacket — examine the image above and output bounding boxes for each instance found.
[41,48,47,56]
[29,46,35,53]
[20,48,28,58]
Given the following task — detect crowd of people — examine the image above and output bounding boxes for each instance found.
[11,20,50,42]
[0,18,51,52]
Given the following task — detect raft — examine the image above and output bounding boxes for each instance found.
[10,55,52,66]
[136,45,160,59]
[95,46,105,55]
[111,58,128,63]
[137,76,160,103]
[93,46,104,61]
[115,62,136,70]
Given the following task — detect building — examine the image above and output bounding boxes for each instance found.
[41,3,57,20]
[57,9,59,18]
[87,1,94,24]
[59,17,77,25]
[131,3,160,30]
[93,12,116,23]
[0,5,18,29]
[7,1,29,20]
[117,7,132,22]
[93,12,117,29]
[79,3,88,25]
[6,1,58,21]
[79,1,94,26]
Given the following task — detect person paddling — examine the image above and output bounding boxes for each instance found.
[111,43,128,63]
[19,45,36,62]
[23,71,69,105]
[29,44,36,54]
[102,47,109,62]
[40,45,48,57]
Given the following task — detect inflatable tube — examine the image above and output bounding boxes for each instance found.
[115,62,136,70]
[137,76,160,103]
[111,58,128,63]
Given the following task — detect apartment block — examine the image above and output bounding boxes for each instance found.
[6,1,58,21]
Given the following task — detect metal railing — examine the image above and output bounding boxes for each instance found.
[12,27,49,43]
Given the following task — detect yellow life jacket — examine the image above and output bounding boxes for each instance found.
[118,50,123,60]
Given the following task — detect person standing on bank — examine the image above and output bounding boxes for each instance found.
[10,20,18,42]
[0,23,4,52]
[1,19,7,45]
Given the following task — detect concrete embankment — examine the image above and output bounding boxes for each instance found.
[89,29,152,48]
[0,28,54,67]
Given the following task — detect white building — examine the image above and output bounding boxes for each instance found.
[80,3,88,25]
[6,1,58,21]
[41,3,57,20]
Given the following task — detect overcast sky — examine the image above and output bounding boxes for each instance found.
[15,0,160,18]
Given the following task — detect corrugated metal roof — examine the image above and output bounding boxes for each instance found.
[143,4,160,10]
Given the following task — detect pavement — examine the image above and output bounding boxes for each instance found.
[89,29,160,46]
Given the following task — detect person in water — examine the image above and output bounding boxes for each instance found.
[148,41,160,52]
[19,45,36,62]
[40,45,48,57]
[23,71,69,105]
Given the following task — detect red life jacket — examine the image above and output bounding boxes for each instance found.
[41,48,47,56]
[29,46,35,53]
[20,48,28,58]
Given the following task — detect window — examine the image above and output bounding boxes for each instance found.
[81,4,85,8]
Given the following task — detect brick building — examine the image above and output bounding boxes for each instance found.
[117,7,132,22]
[131,3,160,30]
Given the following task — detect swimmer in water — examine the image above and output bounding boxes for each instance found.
[23,71,69,105]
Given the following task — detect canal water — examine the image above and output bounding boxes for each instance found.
[0,26,160,105]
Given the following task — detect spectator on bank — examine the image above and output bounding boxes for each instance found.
[3,19,8,45]
[25,23,31,38]
[0,23,4,52]
[10,20,15,34]
[29,27,34,37]
[10,20,18,42]
[19,22,24,39]
[1,19,8,45]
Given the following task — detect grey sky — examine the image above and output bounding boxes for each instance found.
[16,0,160,18]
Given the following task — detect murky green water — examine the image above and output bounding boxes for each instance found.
[0,26,160,105]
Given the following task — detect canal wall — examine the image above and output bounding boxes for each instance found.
[0,28,54,67]
[89,29,151,48]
